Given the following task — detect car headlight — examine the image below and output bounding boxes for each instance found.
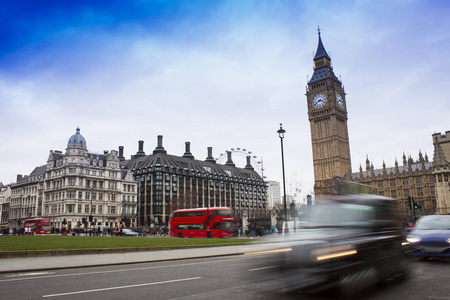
[406,235,421,243]
[446,238,450,244]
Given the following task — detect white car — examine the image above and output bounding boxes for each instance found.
[121,228,139,236]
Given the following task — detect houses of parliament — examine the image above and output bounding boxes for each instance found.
[307,30,450,218]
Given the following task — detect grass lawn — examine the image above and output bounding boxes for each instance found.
[0,235,256,251]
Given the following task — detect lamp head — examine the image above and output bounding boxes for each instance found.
[277,123,286,138]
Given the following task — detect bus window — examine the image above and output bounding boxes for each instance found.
[177,224,205,230]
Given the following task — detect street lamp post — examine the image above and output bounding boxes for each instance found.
[207,175,211,238]
[277,123,289,234]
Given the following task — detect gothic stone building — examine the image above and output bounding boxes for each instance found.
[122,136,267,226]
[306,30,352,195]
[432,131,450,214]
[351,130,450,219]
[351,152,435,220]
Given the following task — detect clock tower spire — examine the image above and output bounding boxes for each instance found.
[306,29,352,195]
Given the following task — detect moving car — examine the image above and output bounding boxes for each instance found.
[407,215,450,258]
[254,194,410,298]
[121,228,139,236]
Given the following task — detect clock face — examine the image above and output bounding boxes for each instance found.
[312,93,327,109]
[336,93,344,109]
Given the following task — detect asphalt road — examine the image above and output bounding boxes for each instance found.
[0,255,448,299]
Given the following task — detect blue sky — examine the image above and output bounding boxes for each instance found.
[1,0,449,200]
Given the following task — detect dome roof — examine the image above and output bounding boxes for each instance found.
[67,127,87,148]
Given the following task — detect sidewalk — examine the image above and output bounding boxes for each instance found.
[0,243,279,274]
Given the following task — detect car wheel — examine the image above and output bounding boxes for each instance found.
[338,267,378,299]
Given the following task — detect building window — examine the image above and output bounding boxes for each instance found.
[78,204,82,213]
[85,205,89,213]
[431,186,435,196]
[416,177,422,184]
[378,182,383,188]
[98,205,102,214]
[404,189,410,198]
[417,187,423,197]
[391,190,397,198]
[403,179,408,185]
[390,180,396,187]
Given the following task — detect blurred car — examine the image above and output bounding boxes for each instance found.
[122,228,139,236]
[254,194,410,298]
[406,215,450,258]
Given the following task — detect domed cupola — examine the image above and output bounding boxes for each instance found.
[67,127,87,149]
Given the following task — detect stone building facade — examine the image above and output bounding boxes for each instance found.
[0,184,11,231]
[432,131,450,214]
[306,30,352,195]
[351,152,435,220]
[122,136,267,226]
[43,128,137,229]
[349,130,450,219]
[8,167,46,231]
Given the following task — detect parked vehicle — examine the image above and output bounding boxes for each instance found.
[407,215,450,258]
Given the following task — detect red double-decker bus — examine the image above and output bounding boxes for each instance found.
[23,218,51,234]
[169,207,235,238]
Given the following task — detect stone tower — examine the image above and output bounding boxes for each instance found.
[306,29,352,195]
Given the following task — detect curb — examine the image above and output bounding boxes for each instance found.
[0,251,246,275]
[0,243,252,258]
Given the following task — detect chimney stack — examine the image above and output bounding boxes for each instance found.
[182,142,194,159]
[205,147,216,163]
[244,156,254,170]
[134,140,146,157]
[118,146,125,161]
[225,151,235,167]
[153,135,167,154]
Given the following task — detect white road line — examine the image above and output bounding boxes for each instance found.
[248,265,278,272]
[0,257,246,283]
[42,277,201,298]
[6,272,54,277]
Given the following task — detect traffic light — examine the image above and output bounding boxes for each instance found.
[414,203,418,209]
[89,215,93,222]
[82,218,87,224]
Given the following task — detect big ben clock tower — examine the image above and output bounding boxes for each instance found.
[306,29,352,195]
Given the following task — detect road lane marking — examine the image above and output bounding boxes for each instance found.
[6,272,54,277]
[248,265,278,272]
[0,256,247,283]
[42,277,201,297]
